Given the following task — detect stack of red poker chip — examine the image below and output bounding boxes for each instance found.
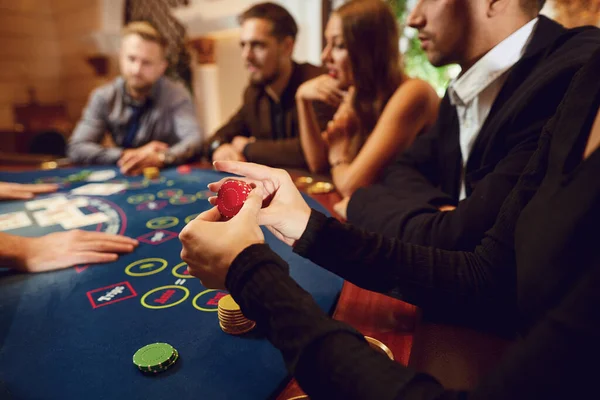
[216,179,252,220]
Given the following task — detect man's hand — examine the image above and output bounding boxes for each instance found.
[231,136,256,154]
[212,144,247,162]
[119,151,164,176]
[208,161,312,246]
[19,230,138,273]
[180,188,265,289]
[0,182,58,200]
[296,74,346,107]
[138,140,169,154]
[117,140,169,176]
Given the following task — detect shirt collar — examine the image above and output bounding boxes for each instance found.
[448,17,539,107]
[263,62,298,105]
[119,76,162,107]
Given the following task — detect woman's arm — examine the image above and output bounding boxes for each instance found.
[296,75,346,173]
[330,79,439,198]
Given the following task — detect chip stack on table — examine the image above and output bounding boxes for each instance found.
[143,167,160,180]
[217,294,256,335]
[132,342,179,374]
[216,179,252,220]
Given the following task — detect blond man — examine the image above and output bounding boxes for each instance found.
[68,22,203,175]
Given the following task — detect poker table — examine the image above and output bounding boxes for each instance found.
[0,166,347,400]
[0,161,509,399]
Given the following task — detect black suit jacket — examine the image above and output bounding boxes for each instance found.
[348,17,600,251]
[206,62,333,168]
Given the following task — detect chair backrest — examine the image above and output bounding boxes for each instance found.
[29,130,67,157]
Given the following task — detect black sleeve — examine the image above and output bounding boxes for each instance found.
[295,126,552,324]
[226,243,455,400]
[210,105,250,144]
[348,44,590,251]
[242,99,334,168]
[226,238,600,399]
[347,97,454,237]
[468,254,600,400]
[205,89,252,157]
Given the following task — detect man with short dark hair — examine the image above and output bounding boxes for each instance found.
[344,0,600,251]
[68,21,203,176]
[206,2,332,168]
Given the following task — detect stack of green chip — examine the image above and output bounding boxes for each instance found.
[132,342,179,374]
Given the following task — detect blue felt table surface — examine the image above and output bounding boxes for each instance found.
[0,167,342,400]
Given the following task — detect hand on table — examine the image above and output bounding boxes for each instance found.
[212,144,247,162]
[0,182,58,200]
[296,75,346,107]
[208,161,312,246]
[180,188,265,289]
[20,230,138,273]
[117,140,168,175]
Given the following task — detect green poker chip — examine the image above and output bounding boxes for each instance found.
[133,343,177,370]
[138,350,179,373]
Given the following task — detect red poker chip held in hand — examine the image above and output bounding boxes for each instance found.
[216,179,253,220]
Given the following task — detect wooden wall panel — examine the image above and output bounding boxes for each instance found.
[0,0,107,140]
[48,0,94,14]
[0,107,14,131]
[0,59,62,82]
[0,0,53,15]
[0,14,56,37]
[0,0,62,132]
[54,3,100,38]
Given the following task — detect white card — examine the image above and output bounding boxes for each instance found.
[33,207,85,227]
[61,212,110,229]
[60,197,89,208]
[25,195,69,210]
[71,183,126,196]
[86,170,117,182]
[0,212,32,231]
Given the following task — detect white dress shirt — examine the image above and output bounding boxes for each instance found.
[448,18,539,200]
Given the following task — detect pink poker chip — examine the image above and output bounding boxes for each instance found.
[216,179,252,220]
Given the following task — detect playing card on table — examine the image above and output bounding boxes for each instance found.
[25,195,69,210]
[61,212,110,229]
[86,170,117,182]
[33,206,85,227]
[0,212,32,232]
[71,183,126,196]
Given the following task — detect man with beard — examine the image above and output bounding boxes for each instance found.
[206,2,332,168]
[68,22,203,176]
[342,0,600,252]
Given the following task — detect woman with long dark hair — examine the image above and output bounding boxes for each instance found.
[296,0,439,200]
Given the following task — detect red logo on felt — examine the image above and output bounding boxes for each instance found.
[206,291,228,306]
[137,229,178,245]
[87,281,137,309]
[136,200,168,211]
